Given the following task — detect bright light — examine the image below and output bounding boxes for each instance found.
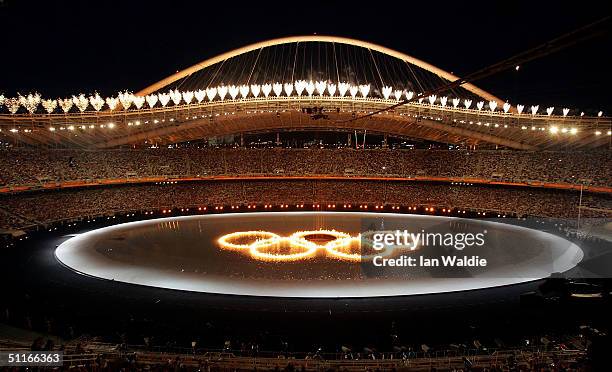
[146,94,159,108]
[283,82,294,96]
[517,104,524,114]
[488,100,497,112]
[358,84,370,98]
[157,93,170,107]
[273,83,283,97]
[228,85,239,100]
[217,229,410,262]
[570,128,577,135]
[181,91,194,104]
[250,84,261,98]
[327,83,337,96]
[58,98,73,113]
[476,101,484,110]
[169,89,182,105]
[546,107,554,116]
[118,91,134,109]
[549,126,559,134]
[194,89,206,103]
[261,83,272,97]
[315,81,327,96]
[42,99,58,113]
[133,95,145,109]
[295,80,307,96]
[382,86,393,100]
[305,81,315,96]
[217,85,228,100]
[338,82,349,97]
[108,122,115,129]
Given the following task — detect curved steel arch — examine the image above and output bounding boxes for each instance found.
[137,35,504,104]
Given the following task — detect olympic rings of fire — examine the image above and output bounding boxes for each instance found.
[216,230,418,262]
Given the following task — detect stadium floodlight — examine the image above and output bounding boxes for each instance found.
[182,91,194,104]
[570,128,578,135]
[315,81,327,96]
[530,105,539,116]
[3,98,19,114]
[349,85,359,98]
[428,95,437,105]
[382,86,393,100]
[133,95,146,109]
[283,82,293,96]
[147,94,160,108]
[488,100,497,112]
[295,80,307,96]
[89,93,105,111]
[546,107,554,116]
[394,90,403,101]
[19,93,41,114]
[440,96,448,107]
[562,108,570,117]
[59,98,74,113]
[205,87,217,101]
[169,89,182,105]
[406,91,414,101]
[338,82,349,97]
[250,84,261,98]
[305,81,315,96]
[327,83,337,96]
[194,89,206,103]
[261,83,272,97]
[157,93,170,107]
[517,104,524,114]
[452,98,460,108]
[42,98,58,113]
[118,91,134,110]
[228,85,239,100]
[598,111,603,117]
[239,85,250,99]
[463,99,472,109]
[273,83,283,97]
[218,85,228,100]
[503,102,511,113]
[359,84,370,98]
[72,94,89,112]
[476,101,484,111]
[549,126,559,134]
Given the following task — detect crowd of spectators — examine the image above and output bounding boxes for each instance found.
[0,180,609,230]
[0,148,610,187]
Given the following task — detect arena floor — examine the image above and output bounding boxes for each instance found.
[54,212,583,298]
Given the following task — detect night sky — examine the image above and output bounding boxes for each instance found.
[1,0,610,113]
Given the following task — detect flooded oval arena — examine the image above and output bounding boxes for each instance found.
[55,212,583,298]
